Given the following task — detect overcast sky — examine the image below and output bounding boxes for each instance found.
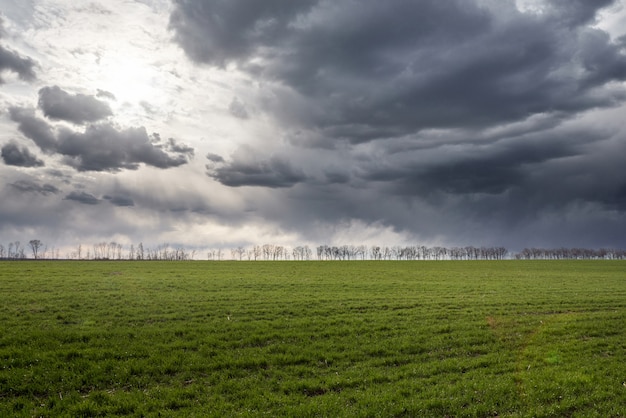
[1,0,626,255]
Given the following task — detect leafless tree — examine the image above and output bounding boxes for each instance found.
[14,241,25,259]
[29,239,43,259]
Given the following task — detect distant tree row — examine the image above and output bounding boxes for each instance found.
[515,247,626,260]
[214,244,509,261]
[0,240,57,260]
[315,245,509,260]
[0,241,194,261]
[2,240,625,261]
[88,242,196,261]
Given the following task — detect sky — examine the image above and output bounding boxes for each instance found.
[1,0,626,256]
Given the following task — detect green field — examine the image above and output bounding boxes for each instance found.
[1,260,625,417]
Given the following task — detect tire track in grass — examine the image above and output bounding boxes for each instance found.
[486,311,582,407]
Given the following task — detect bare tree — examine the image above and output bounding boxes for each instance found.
[29,240,43,259]
[262,244,274,260]
[14,241,25,259]
[137,242,144,260]
[231,247,245,260]
[253,245,262,261]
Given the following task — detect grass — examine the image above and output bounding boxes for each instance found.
[0,260,625,417]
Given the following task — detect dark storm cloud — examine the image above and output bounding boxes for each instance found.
[9,107,194,172]
[362,129,594,196]
[169,0,318,67]
[323,170,350,185]
[64,191,100,205]
[170,0,626,143]
[38,86,113,124]
[1,142,44,167]
[546,0,615,27]
[165,0,626,250]
[206,146,306,188]
[9,179,59,195]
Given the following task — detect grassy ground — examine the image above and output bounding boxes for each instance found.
[0,260,625,417]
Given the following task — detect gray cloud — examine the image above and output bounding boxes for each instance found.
[206,146,306,188]
[169,0,318,67]
[1,142,44,167]
[9,179,59,195]
[64,191,100,205]
[96,89,116,100]
[0,45,36,84]
[38,86,113,124]
[164,137,195,157]
[166,0,626,251]
[170,0,626,145]
[546,0,616,27]
[9,107,194,172]
[206,153,225,163]
[103,195,135,207]
[362,129,595,197]
[228,97,249,119]
[8,108,57,152]
[0,18,36,84]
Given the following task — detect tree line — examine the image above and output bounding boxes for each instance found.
[1,240,625,261]
[514,247,626,260]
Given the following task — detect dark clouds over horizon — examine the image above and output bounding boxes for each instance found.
[1,0,626,253]
[169,0,626,248]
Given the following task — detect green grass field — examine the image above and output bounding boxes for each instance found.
[1,260,625,417]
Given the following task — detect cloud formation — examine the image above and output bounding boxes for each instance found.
[64,191,100,205]
[9,96,194,172]
[206,146,306,188]
[167,0,626,249]
[1,142,44,167]
[0,18,36,84]
[103,195,135,207]
[9,180,59,195]
[38,86,113,124]
[228,97,249,119]
[171,0,626,144]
